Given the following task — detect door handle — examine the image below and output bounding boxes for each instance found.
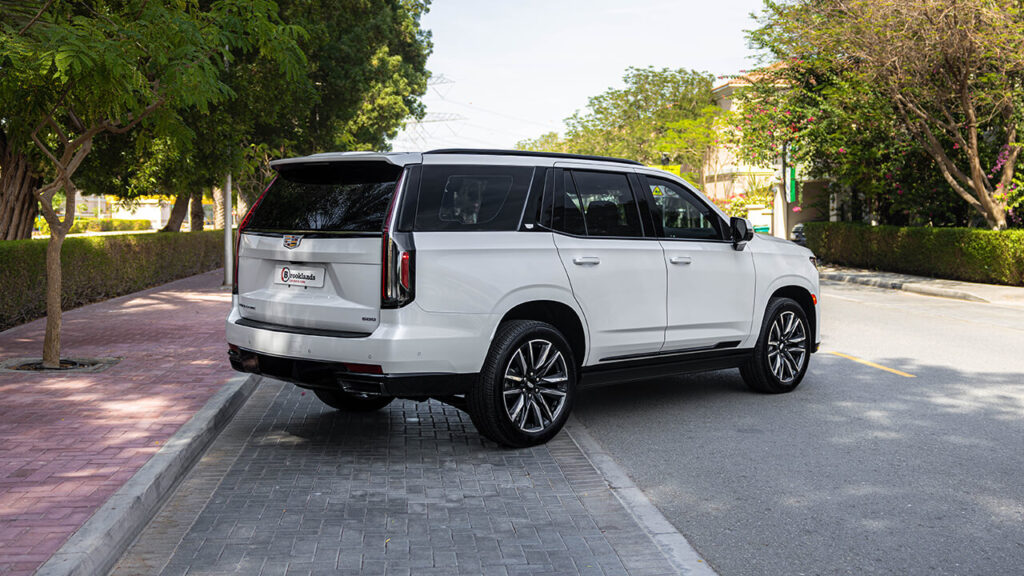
[669,256,693,265]
[572,256,601,266]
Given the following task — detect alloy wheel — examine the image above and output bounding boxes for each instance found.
[502,339,569,433]
[767,310,808,383]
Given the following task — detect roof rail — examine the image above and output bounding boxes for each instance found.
[425,148,644,166]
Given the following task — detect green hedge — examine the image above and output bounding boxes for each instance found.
[0,230,226,331]
[805,222,1024,286]
[36,217,152,235]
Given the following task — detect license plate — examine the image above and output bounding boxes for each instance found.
[273,265,325,288]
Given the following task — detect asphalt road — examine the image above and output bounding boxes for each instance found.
[573,280,1024,576]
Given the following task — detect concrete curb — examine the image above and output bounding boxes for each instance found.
[820,272,989,303]
[36,374,261,576]
[566,417,719,576]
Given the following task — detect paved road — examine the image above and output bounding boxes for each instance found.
[573,280,1024,576]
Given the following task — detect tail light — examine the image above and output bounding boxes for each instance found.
[232,179,273,295]
[382,170,415,308]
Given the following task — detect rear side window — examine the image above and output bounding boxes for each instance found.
[558,170,644,238]
[414,165,535,231]
[246,161,402,234]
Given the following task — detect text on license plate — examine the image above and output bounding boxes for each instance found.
[274,265,325,288]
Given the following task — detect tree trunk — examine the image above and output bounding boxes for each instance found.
[1,148,40,240]
[43,228,65,367]
[236,192,250,225]
[189,189,205,232]
[160,192,190,232]
[212,185,225,229]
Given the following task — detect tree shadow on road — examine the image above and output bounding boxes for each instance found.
[569,354,1024,576]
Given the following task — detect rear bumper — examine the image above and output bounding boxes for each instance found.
[229,346,475,397]
[225,299,497,374]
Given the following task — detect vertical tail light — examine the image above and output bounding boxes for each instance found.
[232,179,273,295]
[381,170,415,308]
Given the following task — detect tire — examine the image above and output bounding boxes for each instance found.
[468,320,577,448]
[741,297,811,394]
[313,388,394,412]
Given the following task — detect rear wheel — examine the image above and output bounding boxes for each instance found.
[313,389,394,412]
[741,297,810,394]
[468,320,576,448]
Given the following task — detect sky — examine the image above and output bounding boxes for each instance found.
[389,0,768,152]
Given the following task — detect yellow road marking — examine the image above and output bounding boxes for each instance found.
[827,351,916,378]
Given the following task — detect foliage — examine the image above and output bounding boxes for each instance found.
[805,222,1024,286]
[712,180,775,218]
[517,68,717,165]
[1,0,305,365]
[515,132,568,154]
[749,0,1024,229]
[35,217,150,235]
[230,0,432,203]
[67,0,433,213]
[657,105,728,188]
[730,61,974,226]
[0,230,225,331]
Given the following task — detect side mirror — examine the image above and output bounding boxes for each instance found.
[730,217,754,250]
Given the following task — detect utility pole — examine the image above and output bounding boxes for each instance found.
[222,46,233,288]
[223,174,233,287]
[779,142,790,239]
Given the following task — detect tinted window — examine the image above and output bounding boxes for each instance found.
[567,171,643,237]
[553,172,587,235]
[247,162,402,233]
[646,177,723,240]
[415,165,534,231]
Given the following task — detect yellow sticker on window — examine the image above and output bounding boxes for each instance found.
[651,186,664,197]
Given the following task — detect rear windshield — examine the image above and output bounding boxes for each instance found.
[246,161,402,234]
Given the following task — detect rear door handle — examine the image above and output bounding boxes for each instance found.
[669,256,693,265]
[572,256,601,266]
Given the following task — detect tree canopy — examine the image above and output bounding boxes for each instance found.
[747,0,1024,229]
[517,67,720,171]
[0,0,306,365]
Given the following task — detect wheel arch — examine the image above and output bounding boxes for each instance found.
[498,300,587,368]
[768,284,816,349]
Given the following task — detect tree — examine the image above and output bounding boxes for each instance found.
[71,0,433,219]
[657,104,728,189]
[231,0,432,205]
[515,132,568,154]
[730,61,970,226]
[516,68,717,165]
[516,67,716,164]
[0,0,304,367]
[751,0,1024,229]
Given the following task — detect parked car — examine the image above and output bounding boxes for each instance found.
[227,150,820,447]
[791,222,807,246]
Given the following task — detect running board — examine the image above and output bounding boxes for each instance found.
[580,348,753,388]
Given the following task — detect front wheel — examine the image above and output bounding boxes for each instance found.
[313,389,394,412]
[468,320,576,448]
[741,297,811,394]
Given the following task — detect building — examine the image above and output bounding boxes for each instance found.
[703,75,829,239]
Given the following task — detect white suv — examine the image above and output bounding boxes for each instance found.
[227,149,820,447]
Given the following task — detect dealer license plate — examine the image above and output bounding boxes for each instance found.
[273,264,325,288]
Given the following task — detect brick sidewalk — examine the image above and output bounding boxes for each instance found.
[0,270,234,576]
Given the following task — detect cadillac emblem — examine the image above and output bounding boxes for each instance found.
[283,235,302,249]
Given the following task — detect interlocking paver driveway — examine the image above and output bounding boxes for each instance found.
[115,379,678,576]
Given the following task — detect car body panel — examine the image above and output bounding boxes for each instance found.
[227,150,821,396]
[661,239,756,351]
[552,233,668,361]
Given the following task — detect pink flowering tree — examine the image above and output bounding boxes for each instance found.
[750,0,1024,230]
